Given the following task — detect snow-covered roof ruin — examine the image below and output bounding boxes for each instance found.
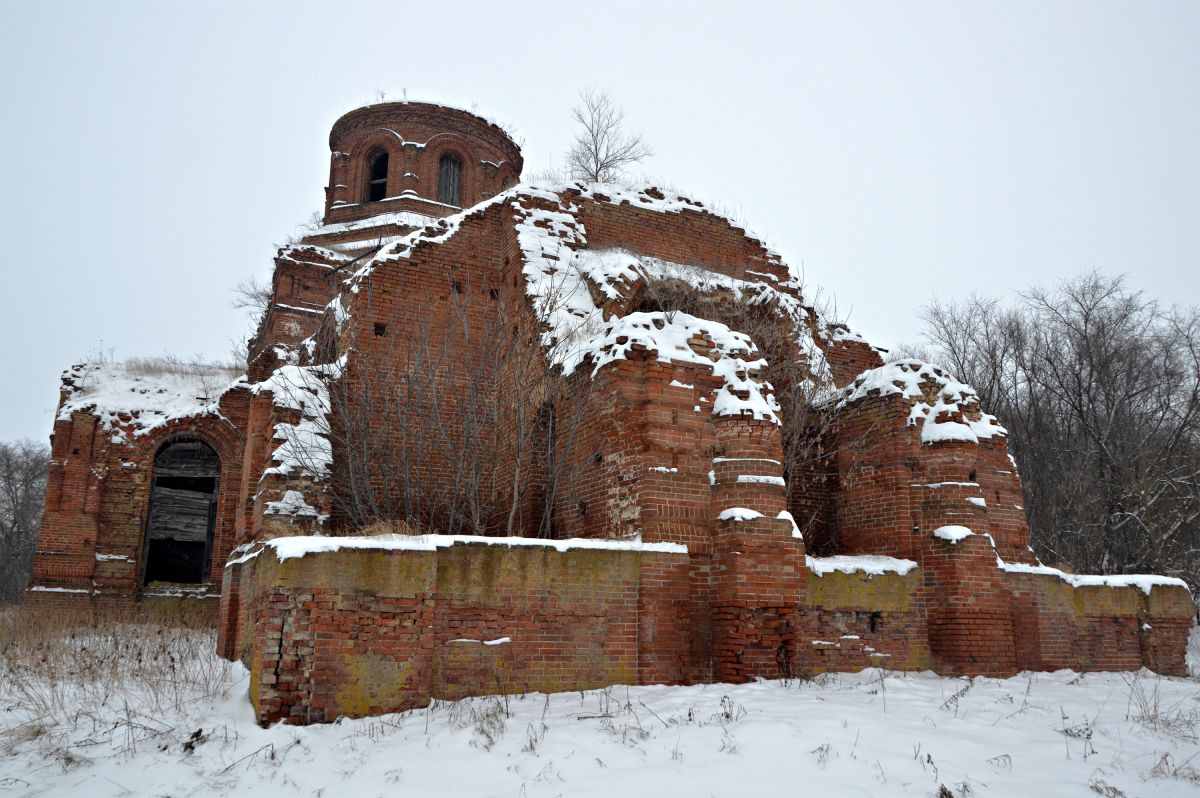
[57,359,241,443]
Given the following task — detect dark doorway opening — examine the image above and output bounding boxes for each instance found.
[143,439,219,585]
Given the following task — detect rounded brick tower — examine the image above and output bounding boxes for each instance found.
[247,101,523,368]
[303,102,523,252]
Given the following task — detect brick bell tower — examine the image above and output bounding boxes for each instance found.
[246,102,524,377]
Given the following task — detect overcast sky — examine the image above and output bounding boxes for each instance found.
[1,2,1197,442]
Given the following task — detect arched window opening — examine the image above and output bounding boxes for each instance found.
[367,151,389,202]
[437,152,462,206]
[143,439,220,585]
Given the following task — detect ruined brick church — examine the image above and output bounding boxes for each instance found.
[27,101,1193,725]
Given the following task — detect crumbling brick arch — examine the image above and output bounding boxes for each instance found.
[131,418,245,587]
[141,436,221,585]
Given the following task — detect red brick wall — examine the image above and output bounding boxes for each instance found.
[1005,571,1193,676]
[221,540,691,725]
[804,567,931,673]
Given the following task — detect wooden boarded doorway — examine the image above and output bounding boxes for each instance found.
[143,439,219,585]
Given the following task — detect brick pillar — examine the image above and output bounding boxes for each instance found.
[917,448,1018,677]
[709,417,806,682]
[31,415,104,591]
[922,530,1018,677]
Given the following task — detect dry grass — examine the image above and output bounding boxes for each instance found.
[0,606,235,762]
[353,518,436,537]
[120,354,241,381]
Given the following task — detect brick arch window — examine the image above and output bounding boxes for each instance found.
[367,150,389,202]
[143,437,220,585]
[437,152,462,206]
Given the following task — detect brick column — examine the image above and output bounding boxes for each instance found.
[709,416,806,682]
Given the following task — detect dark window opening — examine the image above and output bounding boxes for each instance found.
[437,152,462,206]
[968,469,977,482]
[143,439,219,585]
[488,288,499,300]
[367,151,389,202]
[374,322,388,336]
[452,280,463,294]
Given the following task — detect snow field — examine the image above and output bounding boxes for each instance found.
[2,611,1198,797]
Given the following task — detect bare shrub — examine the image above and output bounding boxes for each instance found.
[1123,672,1199,741]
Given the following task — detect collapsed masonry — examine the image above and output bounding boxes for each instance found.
[28,102,1195,725]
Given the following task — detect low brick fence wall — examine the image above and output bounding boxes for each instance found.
[219,535,1195,726]
[220,535,690,725]
[805,559,933,672]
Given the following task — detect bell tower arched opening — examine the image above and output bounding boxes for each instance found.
[366,150,389,202]
[142,438,220,585]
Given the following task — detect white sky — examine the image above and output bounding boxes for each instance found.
[1,1,1197,442]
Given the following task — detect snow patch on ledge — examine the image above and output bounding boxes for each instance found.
[311,209,440,237]
[806,555,919,577]
[996,558,1190,596]
[717,507,764,522]
[736,474,786,486]
[933,525,976,544]
[229,534,687,565]
[264,490,321,518]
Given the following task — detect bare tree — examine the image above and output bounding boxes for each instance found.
[565,89,653,183]
[0,439,49,602]
[918,272,1200,586]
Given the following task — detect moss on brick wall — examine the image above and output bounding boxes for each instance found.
[227,540,691,724]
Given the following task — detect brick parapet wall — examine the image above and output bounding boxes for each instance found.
[572,191,789,285]
[1004,570,1194,675]
[221,540,692,725]
[217,534,1194,726]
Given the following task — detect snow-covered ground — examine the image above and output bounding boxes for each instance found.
[2,615,1198,797]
